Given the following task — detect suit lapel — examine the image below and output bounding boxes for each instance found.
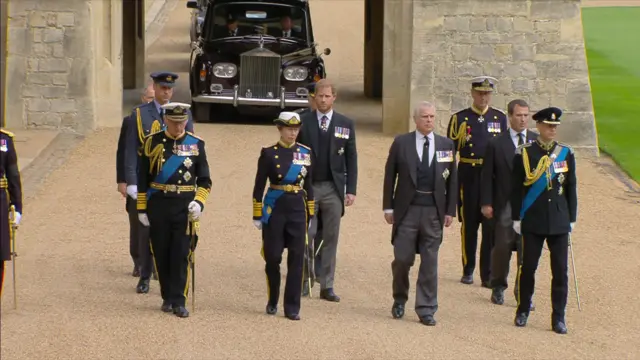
[405,131,418,185]
[307,110,320,156]
[502,132,516,169]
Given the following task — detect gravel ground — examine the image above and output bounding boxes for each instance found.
[2,0,639,359]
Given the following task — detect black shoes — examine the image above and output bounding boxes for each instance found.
[136,278,150,294]
[391,302,405,319]
[319,288,340,302]
[491,288,505,305]
[514,312,528,327]
[460,275,473,285]
[552,320,568,334]
[265,304,277,315]
[419,315,437,326]
[173,306,189,318]
[161,301,173,313]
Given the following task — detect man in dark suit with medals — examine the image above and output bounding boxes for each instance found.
[125,72,195,294]
[447,76,508,287]
[481,99,537,307]
[0,129,23,298]
[511,107,577,334]
[296,79,358,302]
[252,112,315,320]
[383,102,457,326]
[137,102,211,318]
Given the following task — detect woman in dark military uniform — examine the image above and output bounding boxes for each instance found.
[252,111,315,321]
[0,129,23,297]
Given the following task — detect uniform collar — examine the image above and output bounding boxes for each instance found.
[536,139,556,151]
[278,140,296,148]
[165,130,186,140]
[471,104,489,116]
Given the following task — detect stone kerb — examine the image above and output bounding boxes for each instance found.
[409,0,597,150]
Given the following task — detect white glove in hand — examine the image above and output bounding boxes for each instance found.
[188,201,202,220]
[253,220,262,230]
[12,212,22,227]
[570,222,575,232]
[138,213,150,227]
[513,220,521,235]
[126,185,138,200]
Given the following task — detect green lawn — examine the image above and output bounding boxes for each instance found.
[582,7,640,181]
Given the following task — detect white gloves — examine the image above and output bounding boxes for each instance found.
[570,222,575,232]
[12,212,21,227]
[253,220,262,230]
[126,185,138,199]
[513,220,521,235]
[138,213,150,227]
[188,201,202,220]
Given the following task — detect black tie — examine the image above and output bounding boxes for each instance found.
[517,133,525,146]
[422,136,430,166]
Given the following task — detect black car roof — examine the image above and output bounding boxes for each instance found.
[208,0,308,6]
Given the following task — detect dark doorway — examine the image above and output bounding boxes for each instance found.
[363,0,383,99]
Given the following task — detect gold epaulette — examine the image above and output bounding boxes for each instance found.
[557,142,574,154]
[0,129,15,137]
[515,142,533,155]
[296,143,311,151]
[186,131,203,141]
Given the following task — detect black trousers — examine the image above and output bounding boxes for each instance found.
[147,196,192,307]
[126,197,153,278]
[459,166,494,281]
[262,206,306,315]
[516,232,569,321]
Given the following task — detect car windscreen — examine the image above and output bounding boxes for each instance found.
[203,2,308,42]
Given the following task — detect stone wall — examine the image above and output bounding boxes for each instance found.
[5,0,123,132]
[384,0,598,151]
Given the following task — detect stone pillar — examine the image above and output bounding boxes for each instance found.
[382,0,413,135]
[5,0,123,131]
[383,0,598,152]
[122,0,146,90]
[363,0,383,99]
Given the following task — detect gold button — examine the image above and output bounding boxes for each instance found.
[163,139,166,142]
[294,190,299,194]
[472,163,476,167]
[297,148,300,152]
[298,175,301,178]
[162,159,166,162]
[178,180,182,184]
[275,155,279,159]
[471,153,475,156]
[278,174,282,178]
[179,170,183,173]
[276,164,280,168]
[548,199,551,202]
[274,146,278,150]
[469,144,473,147]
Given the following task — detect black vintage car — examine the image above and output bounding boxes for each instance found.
[187,0,208,43]
[187,0,330,122]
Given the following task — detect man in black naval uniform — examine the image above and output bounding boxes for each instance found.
[125,71,195,294]
[0,129,23,297]
[137,102,211,318]
[511,107,577,334]
[447,76,508,287]
[252,111,315,321]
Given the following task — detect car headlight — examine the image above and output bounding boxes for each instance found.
[283,66,308,81]
[212,63,237,78]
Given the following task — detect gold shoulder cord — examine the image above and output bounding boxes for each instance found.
[136,108,145,144]
[143,136,165,174]
[522,147,552,188]
[151,120,162,134]
[448,114,468,151]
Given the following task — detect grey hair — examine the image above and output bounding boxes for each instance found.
[140,81,154,96]
[413,101,435,118]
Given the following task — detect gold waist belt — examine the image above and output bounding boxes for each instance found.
[150,182,196,193]
[459,157,484,165]
[270,184,302,192]
[0,178,7,189]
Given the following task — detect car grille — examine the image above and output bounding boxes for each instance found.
[239,48,281,99]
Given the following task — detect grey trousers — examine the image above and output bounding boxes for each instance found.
[490,206,522,295]
[392,205,442,317]
[308,181,343,290]
[126,197,154,279]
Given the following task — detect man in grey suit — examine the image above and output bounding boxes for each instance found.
[124,71,195,294]
[480,99,537,308]
[383,101,457,326]
[297,79,358,302]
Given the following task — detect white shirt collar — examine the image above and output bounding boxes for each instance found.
[416,130,434,142]
[510,128,526,138]
[317,109,333,121]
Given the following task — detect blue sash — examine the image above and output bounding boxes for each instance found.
[519,146,569,218]
[261,147,309,224]
[146,134,199,198]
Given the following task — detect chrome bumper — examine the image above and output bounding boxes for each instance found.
[192,85,308,108]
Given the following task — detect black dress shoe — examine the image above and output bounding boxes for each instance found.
[132,266,140,277]
[161,301,173,312]
[460,275,473,285]
[391,302,405,319]
[319,288,340,302]
[420,315,437,326]
[265,304,277,315]
[491,289,505,305]
[514,312,528,327]
[173,306,189,318]
[136,278,150,294]
[552,321,568,334]
[285,313,301,321]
